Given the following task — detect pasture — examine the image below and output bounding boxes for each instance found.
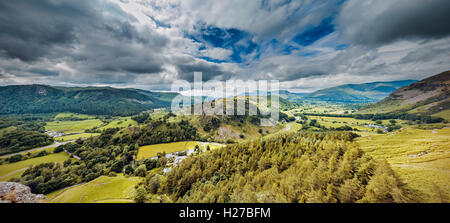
[357,126,450,202]
[99,117,136,130]
[46,174,141,203]
[45,119,104,133]
[433,109,450,121]
[291,103,355,115]
[305,115,407,133]
[0,152,70,181]
[55,133,100,142]
[137,141,224,160]
[54,113,97,120]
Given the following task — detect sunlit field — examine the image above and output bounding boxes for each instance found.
[357,126,450,202]
[0,152,70,181]
[54,113,97,120]
[137,141,224,160]
[45,119,104,133]
[47,174,141,203]
[99,117,136,130]
[55,133,100,142]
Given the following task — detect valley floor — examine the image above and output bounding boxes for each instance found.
[0,152,70,181]
[1,111,449,203]
[357,126,450,202]
[46,174,141,203]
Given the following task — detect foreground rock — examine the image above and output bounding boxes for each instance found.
[0,182,46,203]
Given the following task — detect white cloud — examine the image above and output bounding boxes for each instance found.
[0,0,449,93]
[200,47,234,60]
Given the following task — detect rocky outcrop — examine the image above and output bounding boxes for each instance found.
[0,182,46,203]
[359,71,450,116]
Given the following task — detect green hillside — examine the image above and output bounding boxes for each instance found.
[359,71,450,120]
[0,85,179,116]
[47,174,141,203]
[0,118,54,156]
[275,90,307,102]
[294,80,417,104]
[151,131,411,203]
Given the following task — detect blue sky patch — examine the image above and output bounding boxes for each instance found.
[199,56,227,64]
[293,18,335,46]
[298,50,320,58]
[335,44,349,50]
[189,25,260,63]
[198,26,245,48]
[147,15,171,28]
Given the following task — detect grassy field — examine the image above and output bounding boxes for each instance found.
[55,133,100,142]
[433,109,450,121]
[281,122,302,132]
[307,115,377,132]
[46,174,141,203]
[305,115,411,133]
[0,152,70,181]
[0,146,57,158]
[291,103,356,115]
[137,141,224,160]
[357,100,412,114]
[357,126,450,202]
[54,113,97,120]
[99,117,136,130]
[45,119,104,133]
[23,147,57,157]
[48,114,136,141]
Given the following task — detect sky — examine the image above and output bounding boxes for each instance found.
[0,0,449,93]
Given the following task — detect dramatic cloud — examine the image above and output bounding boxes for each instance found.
[0,0,84,62]
[27,68,60,77]
[338,0,450,45]
[0,0,449,92]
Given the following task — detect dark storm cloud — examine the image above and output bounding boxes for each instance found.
[76,34,167,75]
[86,73,138,84]
[174,56,232,82]
[0,0,169,85]
[176,63,224,82]
[0,0,93,62]
[102,20,158,44]
[339,0,450,45]
[96,57,164,74]
[251,60,330,82]
[399,46,450,64]
[1,0,449,90]
[283,68,328,81]
[28,68,60,77]
[273,65,329,82]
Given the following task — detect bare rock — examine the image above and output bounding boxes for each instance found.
[0,182,47,203]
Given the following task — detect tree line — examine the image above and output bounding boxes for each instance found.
[302,112,445,123]
[0,118,53,156]
[138,131,413,203]
[14,119,198,194]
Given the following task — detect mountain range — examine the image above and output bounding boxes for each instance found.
[359,71,450,120]
[2,75,446,117]
[0,85,178,116]
[278,80,417,104]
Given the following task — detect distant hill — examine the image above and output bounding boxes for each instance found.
[293,80,417,104]
[0,85,179,116]
[274,90,307,102]
[181,95,297,116]
[175,95,297,143]
[359,71,450,120]
[213,80,414,105]
[239,90,307,103]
